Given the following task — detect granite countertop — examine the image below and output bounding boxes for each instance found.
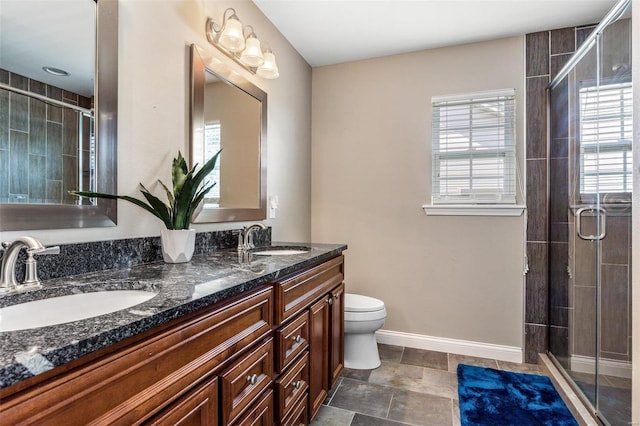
[0,242,346,390]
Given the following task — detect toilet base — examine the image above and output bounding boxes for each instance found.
[344,332,381,370]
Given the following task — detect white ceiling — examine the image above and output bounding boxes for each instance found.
[0,0,95,97]
[252,0,617,67]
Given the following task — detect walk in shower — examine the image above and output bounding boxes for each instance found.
[547,0,632,424]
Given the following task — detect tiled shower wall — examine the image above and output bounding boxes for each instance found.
[0,68,92,204]
[525,21,633,364]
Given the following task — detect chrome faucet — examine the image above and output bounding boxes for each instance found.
[235,223,267,252]
[0,236,60,293]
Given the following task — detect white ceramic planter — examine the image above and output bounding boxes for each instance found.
[160,229,196,263]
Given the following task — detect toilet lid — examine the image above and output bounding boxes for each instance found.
[345,293,385,312]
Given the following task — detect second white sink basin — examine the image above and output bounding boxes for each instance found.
[0,290,157,332]
[252,249,309,256]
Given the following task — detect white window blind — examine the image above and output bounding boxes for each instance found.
[203,122,221,205]
[579,82,633,195]
[431,90,516,204]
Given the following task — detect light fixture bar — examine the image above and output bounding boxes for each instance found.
[205,9,279,79]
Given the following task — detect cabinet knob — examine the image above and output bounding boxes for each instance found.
[293,335,302,344]
[246,374,258,386]
[293,380,302,390]
[334,293,340,300]
[327,297,333,305]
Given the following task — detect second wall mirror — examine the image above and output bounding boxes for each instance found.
[189,44,266,223]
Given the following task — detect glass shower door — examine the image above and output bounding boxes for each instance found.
[549,2,632,424]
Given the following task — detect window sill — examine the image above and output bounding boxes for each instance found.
[422,204,526,217]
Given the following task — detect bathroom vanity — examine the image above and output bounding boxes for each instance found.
[0,244,346,425]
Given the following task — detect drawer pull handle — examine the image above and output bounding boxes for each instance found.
[246,374,258,386]
[293,380,302,390]
[293,335,302,344]
[327,297,333,305]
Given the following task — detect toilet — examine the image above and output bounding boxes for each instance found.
[344,293,387,370]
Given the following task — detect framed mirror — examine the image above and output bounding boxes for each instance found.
[0,0,118,231]
[190,44,267,223]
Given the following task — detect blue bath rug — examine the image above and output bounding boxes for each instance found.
[457,364,578,426]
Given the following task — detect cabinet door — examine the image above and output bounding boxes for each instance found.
[308,296,329,421]
[145,377,218,426]
[329,282,344,387]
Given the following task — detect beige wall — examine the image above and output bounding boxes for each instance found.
[0,0,312,244]
[311,36,526,348]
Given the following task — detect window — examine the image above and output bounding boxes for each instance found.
[579,82,632,195]
[431,89,516,205]
[203,122,221,206]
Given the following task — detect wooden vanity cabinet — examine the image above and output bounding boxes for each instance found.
[0,286,273,426]
[272,255,345,423]
[0,253,346,426]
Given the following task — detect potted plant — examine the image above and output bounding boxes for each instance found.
[70,150,221,263]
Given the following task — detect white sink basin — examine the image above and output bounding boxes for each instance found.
[252,249,309,256]
[0,290,157,332]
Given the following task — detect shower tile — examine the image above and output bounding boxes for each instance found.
[0,85,8,150]
[524,324,548,363]
[550,138,568,160]
[29,155,46,203]
[47,86,63,123]
[602,215,630,265]
[574,238,597,287]
[0,68,8,83]
[62,154,78,204]
[600,351,629,362]
[0,149,8,200]
[549,79,569,140]
[526,159,547,242]
[576,26,597,48]
[526,31,549,77]
[549,158,569,223]
[600,264,629,355]
[63,108,79,155]
[549,242,569,308]
[551,28,575,55]
[573,286,596,357]
[29,79,47,96]
[9,92,29,132]
[549,326,569,360]
[549,306,569,328]
[29,98,47,156]
[600,18,631,81]
[9,130,28,194]
[526,242,548,324]
[551,53,573,82]
[45,179,62,204]
[46,121,63,180]
[526,77,548,159]
[549,222,568,243]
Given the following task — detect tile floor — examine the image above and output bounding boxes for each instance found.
[310,343,544,426]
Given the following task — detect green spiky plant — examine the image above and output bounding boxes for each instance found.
[70,150,221,230]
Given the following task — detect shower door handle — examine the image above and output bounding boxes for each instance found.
[575,207,607,241]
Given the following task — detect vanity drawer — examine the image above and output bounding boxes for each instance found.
[145,377,218,426]
[276,310,309,373]
[274,255,344,324]
[220,338,274,425]
[230,389,273,426]
[280,394,307,426]
[276,351,309,422]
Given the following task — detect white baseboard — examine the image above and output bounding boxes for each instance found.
[375,329,523,364]
[570,355,632,379]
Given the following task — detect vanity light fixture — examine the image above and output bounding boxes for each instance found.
[206,8,279,79]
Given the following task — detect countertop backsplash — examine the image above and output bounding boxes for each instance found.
[0,227,271,282]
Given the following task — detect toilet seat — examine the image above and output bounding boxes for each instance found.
[345,293,385,313]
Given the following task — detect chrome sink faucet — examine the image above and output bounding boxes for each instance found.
[235,223,267,252]
[0,236,60,293]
